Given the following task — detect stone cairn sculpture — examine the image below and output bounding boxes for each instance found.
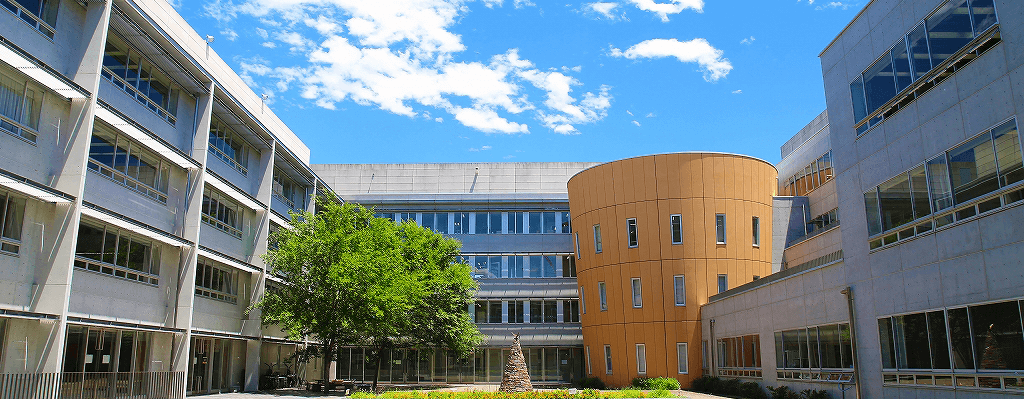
[499,333,533,393]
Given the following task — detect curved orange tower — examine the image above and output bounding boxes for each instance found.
[567,153,776,388]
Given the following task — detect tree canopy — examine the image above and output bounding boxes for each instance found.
[257,196,482,389]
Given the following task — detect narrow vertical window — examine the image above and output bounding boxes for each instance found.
[715,214,726,244]
[717,274,728,294]
[574,232,581,259]
[677,343,689,374]
[702,341,709,369]
[593,224,602,253]
[598,282,607,311]
[580,286,587,314]
[604,345,613,374]
[673,275,686,306]
[752,216,760,247]
[636,344,647,374]
[631,278,642,308]
[626,218,638,248]
[586,346,592,375]
[670,214,682,244]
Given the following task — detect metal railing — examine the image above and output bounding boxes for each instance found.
[0,373,60,399]
[61,371,185,399]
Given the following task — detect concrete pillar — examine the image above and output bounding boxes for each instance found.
[28,0,112,374]
[556,300,564,323]
[171,82,215,396]
[523,300,531,324]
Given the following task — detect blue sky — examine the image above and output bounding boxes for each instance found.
[176,0,862,165]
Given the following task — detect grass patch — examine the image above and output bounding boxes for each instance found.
[348,389,676,399]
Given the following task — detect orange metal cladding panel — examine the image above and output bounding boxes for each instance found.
[568,153,775,387]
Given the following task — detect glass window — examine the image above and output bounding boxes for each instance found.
[891,39,913,92]
[4,0,58,37]
[510,255,524,278]
[272,168,304,210]
[544,300,557,323]
[563,300,580,323]
[488,301,502,324]
[878,173,915,231]
[636,344,647,374]
[948,132,999,204]
[717,274,727,294]
[626,218,637,247]
[202,189,243,238]
[909,165,931,220]
[715,214,726,244]
[196,259,238,303]
[819,324,843,369]
[926,0,973,68]
[510,301,524,323]
[670,214,682,244]
[575,232,581,259]
[209,118,252,175]
[677,343,688,374]
[101,33,180,123]
[879,318,897,369]
[993,119,1023,187]
[926,155,954,212]
[561,211,571,233]
[969,301,1024,370]
[593,224,602,253]
[0,68,43,142]
[928,311,951,369]
[454,212,469,234]
[604,345,613,374]
[434,212,449,234]
[562,255,576,277]
[598,282,607,311]
[894,313,931,369]
[630,278,642,308]
[529,212,541,234]
[970,0,997,33]
[580,286,586,314]
[74,222,159,283]
[543,255,557,277]
[529,256,541,278]
[907,23,933,80]
[864,53,897,115]
[489,212,502,234]
[488,255,502,279]
[948,307,974,369]
[850,76,868,125]
[673,275,685,306]
[510,211,525,234]
[752,216,760,246]
[475,212,488,234]
[542,212,556,234]
[0,191,25,254]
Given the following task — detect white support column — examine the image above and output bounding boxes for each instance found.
[523,300,531,324]
[242,141,275,392]
[556,300,564,323]
[30,0,113,374]
[172,82,215,396]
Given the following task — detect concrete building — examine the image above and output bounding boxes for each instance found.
[311,163,598,385]
[0,0,333,396]
[703,1,1024,398]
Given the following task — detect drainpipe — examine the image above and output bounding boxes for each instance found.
[709,319,717,377]
[841,287,862,399]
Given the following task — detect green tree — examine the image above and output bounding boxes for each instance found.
[257,196,481,390]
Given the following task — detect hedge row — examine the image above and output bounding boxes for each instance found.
[690,376,831,399]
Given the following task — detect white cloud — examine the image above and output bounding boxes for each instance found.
[626,110,634,116]
[740,36,755,45]
[503,155,516,159]
[435,117,444,122]
[586,2,620,19]
[468,144,494,151]
[221,28,239,41]
[732,89,742,94]
[262,41,278,48]
[816,1,852,10]
[628,0,702,22]
[609,38,732,82]
[645,112,655,117]
[631,120,640,127]
[203,0,613,135]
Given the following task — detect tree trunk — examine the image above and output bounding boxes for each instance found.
[322,340,333,384]
[372,347,382,393]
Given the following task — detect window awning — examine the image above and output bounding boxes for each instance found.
[204,171,263,211]
[80,203,190,247]
[269,211,292,230]
[94,104,199,170]
[0,169,73,203]
[198,247,260,275]
[0,38,88,99]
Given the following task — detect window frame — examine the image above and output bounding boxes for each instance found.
[1,0,58,39]
[626,218,638,248]
[195,258,239,304]
[670,214,683,244]
[715,214,727,244]
[0,190,26,255]
[593,224,602,253]
[752,216,760,247]
[101,31,182,125]
[88,122,172,204]
[630,277,642,308]
[208,117,255,176]
[636,343,647,374]
[677,342,689,374]
[604,345,613,375]
[673,275,686,306]
[202,189,244,239]
[717,274,728,294]
[73,221,160,285]
[598,281,608,311]
[0,67,44,143]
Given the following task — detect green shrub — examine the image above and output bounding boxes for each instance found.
[616,389,644,398]
[767,386,801,399]
[577,377,606,390]
[799,389,831,399]
[739,382,767,399]
[351,392,376,399]
[631,377,680,390]
[649,389,674,398]
[689,375,719,393]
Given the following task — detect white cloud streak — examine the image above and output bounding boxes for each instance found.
[586,2,620,19]
[609,38,732,82]
[628,0,702,22]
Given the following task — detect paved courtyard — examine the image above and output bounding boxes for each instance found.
[197,387,730,399]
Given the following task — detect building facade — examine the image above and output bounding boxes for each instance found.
[566,153,777,388]
[703,1,1024,398]
[311,163,597,385]
[0,0,331,396]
